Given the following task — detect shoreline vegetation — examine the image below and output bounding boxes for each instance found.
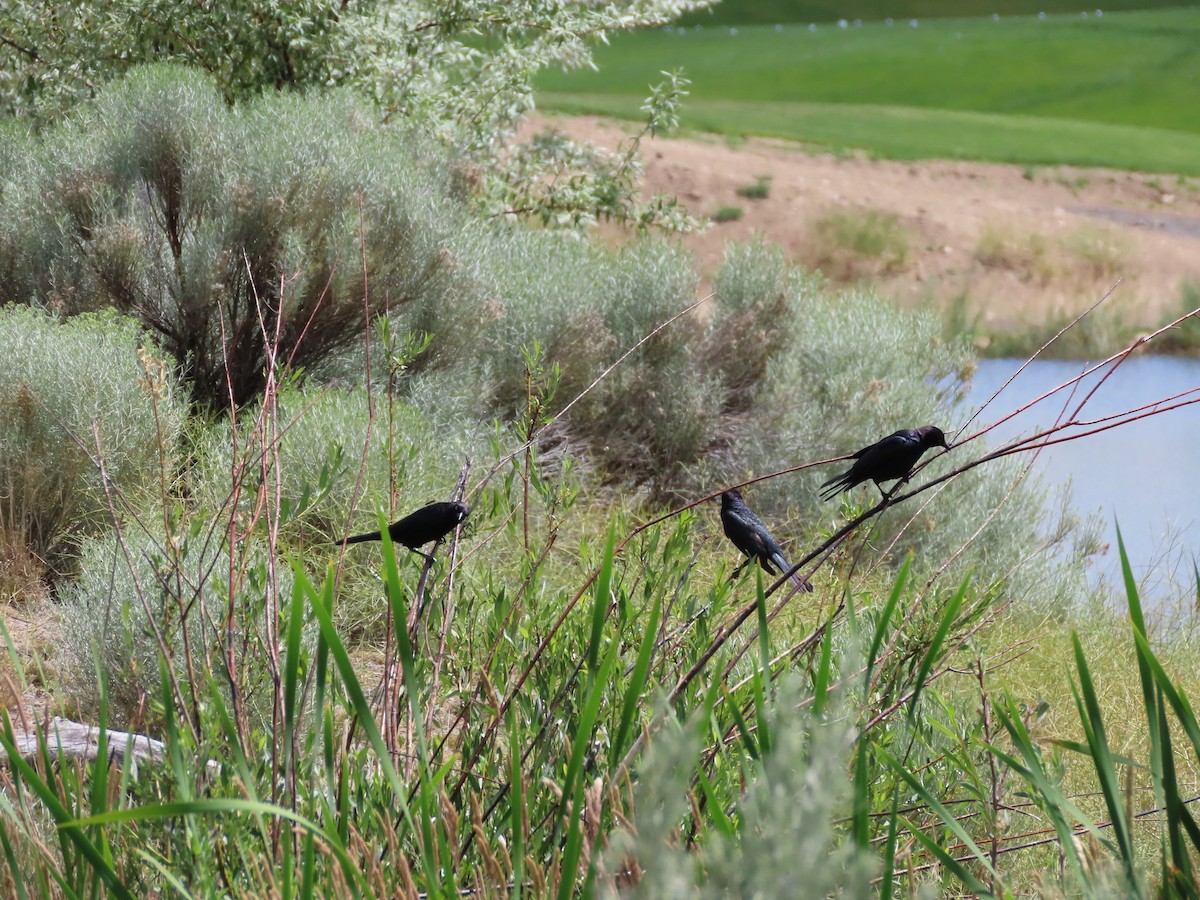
[528,111,1200,361]
[0,0,1199,892]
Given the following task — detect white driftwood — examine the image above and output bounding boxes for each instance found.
[1,717,217,769]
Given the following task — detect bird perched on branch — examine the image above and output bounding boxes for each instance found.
[720,489,812,592]
[820,426,949,501]
[336,500,470,561]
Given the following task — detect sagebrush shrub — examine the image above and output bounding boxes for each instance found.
[704,239,815,414]
[0,306,182,578]
[600,676,878,898]
[57,519,293,727]
[0,67,718,478]
[400,224,722,489]
[0,66,475,410]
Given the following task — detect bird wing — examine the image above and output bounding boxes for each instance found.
[821,430,917,498]
[724,506,772,555]
[856,430,913,463]
[853,431,923,481]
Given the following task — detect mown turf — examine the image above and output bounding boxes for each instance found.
[680,0,1190,27]
[539,93,1200,175]
[542,9,1200,133]
[538,8,1200,171]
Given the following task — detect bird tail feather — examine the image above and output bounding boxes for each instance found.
[819,471,852,501]
[771,552,813,593]
[337,531,379,546]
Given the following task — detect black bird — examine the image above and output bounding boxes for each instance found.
[820,425,949,501]
[720,489,812,591]
[337,500,470,561]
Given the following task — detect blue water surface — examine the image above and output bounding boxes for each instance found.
[962,355,1200,602]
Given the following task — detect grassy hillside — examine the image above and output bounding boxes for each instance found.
[682,0,1194,26]
[538,8,1200,171]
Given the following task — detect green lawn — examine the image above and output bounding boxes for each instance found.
[538,8,1200,172]
[680,0,1193,26]
[541,92,1200,174]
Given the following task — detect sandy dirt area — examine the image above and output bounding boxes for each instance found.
[539,115,1200,338]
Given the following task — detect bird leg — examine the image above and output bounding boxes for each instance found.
[878,475,912,504]
[729,557,753,582]
[410,547,436,564]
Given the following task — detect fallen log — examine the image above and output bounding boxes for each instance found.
[0,717,217,770]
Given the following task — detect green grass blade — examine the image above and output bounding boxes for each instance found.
[86,665,113,876]
[851,741,871,851]
[0,714,132,900]
[879,745,1000,887]
[300,829,316,900]
[391,590,424,750]
[0,818,29,900]
[378,522,450,894]
[1117,525,1166,815]
[1156,687,1197,891]
[906,575,969,722]
[1070,631,1138,885]
[562,642,620,819]
[282,817,294,900]
[133,848,193,897]
[508,707,526,900]
[812,618,834,718]
[721,683,761,761]
[899,816,994,898]
[1131,627,1200,872]
[1117,523,1147,637]
[558,809,587,900]
[695,767,735,840]
[588,523,616,679]
[284,571,307,765]
[1193,555,1200,610]
[611,590,662,768]
[312,568,331,754]
[298,563,421,850]
[867,554,910,685]
[991,704,1092,884]
[377,511,434,772]
[878,785,901,900]
[1049,739,1142,770]
[1131,629,1200,755]
[207,683,261,802]
[70,798,367,893]
[157,667,191,803]
[558,643,620,900]
[843,587,860,642]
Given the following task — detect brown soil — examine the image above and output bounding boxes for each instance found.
[538,115,1200,338]
[0,593,57,730]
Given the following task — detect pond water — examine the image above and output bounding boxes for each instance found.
[961,356,1200,603]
